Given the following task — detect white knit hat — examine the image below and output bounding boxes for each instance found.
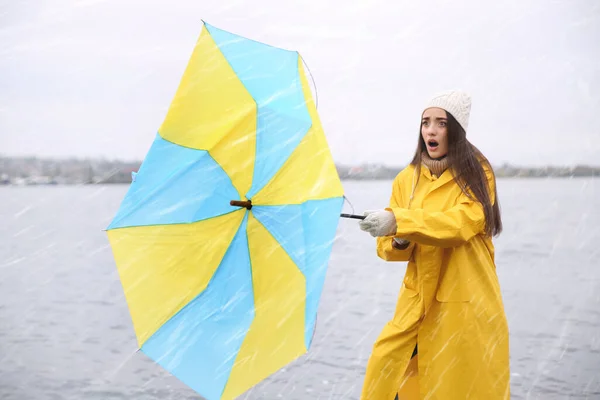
[423,90,472,132]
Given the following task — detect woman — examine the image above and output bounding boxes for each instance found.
[358,90,510,399]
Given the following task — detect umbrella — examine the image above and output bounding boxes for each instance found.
[106,21,345,400]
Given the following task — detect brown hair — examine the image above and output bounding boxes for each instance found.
[410,111,503,237]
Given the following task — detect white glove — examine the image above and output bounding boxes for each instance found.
[358,209,397,237]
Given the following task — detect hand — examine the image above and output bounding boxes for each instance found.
[392,237,410,249]
[358,209,397,237]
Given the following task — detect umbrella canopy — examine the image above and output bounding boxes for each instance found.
[106,21,344,400]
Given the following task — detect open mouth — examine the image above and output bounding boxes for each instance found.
[427,140,439,149]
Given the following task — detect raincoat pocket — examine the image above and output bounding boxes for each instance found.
[434,248,472,303]
[402,261,419,297]
[435,281,472,302]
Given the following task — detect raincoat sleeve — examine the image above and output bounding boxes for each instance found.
[376,170,416,261]
[387,165,496,248]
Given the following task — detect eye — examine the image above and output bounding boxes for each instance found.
[439,121,447,127]
[421,121,429,126]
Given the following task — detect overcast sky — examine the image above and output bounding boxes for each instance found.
[1,0,598,166]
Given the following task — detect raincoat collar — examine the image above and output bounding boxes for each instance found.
[409,162,456,207]
[420,158,454,184]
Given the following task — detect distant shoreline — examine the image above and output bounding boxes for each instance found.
[1,155,598,186]
[1,176,597,188]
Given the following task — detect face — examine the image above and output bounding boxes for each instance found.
[421,107,449,158]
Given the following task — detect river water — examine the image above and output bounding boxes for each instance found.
[1,178,599,399]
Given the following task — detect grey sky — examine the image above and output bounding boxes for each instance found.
[1,0,598,167]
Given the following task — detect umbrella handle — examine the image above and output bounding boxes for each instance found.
[340,213,365,220]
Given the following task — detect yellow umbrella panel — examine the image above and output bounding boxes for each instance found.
[106,21,344,400]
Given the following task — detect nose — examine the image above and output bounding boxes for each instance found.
[425,125,436,136]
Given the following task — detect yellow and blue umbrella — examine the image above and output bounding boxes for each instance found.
[106,21,344,400]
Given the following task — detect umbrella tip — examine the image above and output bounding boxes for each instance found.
[230,200,252,210]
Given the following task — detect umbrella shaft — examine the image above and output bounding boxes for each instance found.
[229,202,363,219]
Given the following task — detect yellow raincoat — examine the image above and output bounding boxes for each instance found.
[360,162,510,400]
